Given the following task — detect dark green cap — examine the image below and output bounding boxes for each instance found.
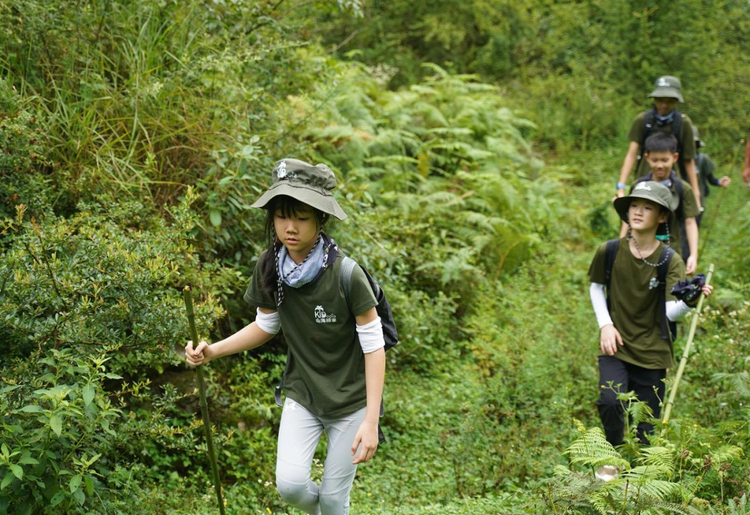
[649,75,684,103]
[614,181,678,225]
[251,158,347,220]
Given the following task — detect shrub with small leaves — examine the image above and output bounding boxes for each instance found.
[0,349,122,513]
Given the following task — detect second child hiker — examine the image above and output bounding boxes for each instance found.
[619,132,701,274]
[692,125,731,225]
[616,75,702,211]
[589,181,712,451]
[185,159,386,515]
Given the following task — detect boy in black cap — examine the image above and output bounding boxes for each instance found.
[615,76,702,211]
[589,181,712,457]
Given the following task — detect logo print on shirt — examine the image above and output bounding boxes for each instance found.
[314,305,337,324]
[649,277,660,290]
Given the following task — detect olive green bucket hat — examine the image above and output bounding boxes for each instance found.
[251,158,348,220]
[614,181,678,226]
[649,75,684,103]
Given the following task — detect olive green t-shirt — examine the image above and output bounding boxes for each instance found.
[244,253,377,418]
[628,111,697,177]
[589,238,685,369]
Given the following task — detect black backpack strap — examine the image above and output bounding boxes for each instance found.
[274,353,291,407]
[672,111,687,180]
[637,109,656,167]
[604,238,620,292]
[656,245,677,342]
[669,170,685,222]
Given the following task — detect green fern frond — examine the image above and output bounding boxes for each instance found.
[710,444,744,470]
[640,446,677,477]
[713,372,750,399]
[565,426,629,470]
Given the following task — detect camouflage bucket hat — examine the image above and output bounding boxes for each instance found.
[649,75,684,103]
[614,181,678,225]
[251,158,348,220]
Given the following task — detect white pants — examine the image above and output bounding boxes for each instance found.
[276,398,366,515]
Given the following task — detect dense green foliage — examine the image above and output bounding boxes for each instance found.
[2,0,750,513]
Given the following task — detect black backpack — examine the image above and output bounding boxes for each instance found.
[604,238,677,343]
[340,256,399,351]
[637,107,687,180]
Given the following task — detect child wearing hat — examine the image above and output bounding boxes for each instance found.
[692,125,731,225]
[619,132,701,274]
[615,76,702,211]
[186,159,385,515]
[589,181,712,452]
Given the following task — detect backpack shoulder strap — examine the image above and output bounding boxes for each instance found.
[657,245,676,341]
[672,110,683,139]
[673,111,687,179]
[669,171,685,221]
[340,256,357,310]
[638,109,656,164]
[604,238,620,292]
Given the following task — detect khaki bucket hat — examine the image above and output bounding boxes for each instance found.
[614,181,678,225]
[649,75,684,103]
[251,158,348,220]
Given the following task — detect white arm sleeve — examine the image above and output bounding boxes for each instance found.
[666,300,691,321]
[255,308,280,335]
[356,317,385,354]
[590,283,613,329]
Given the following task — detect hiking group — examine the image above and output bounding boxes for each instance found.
[589,75,743,480]
[181,74,743,513]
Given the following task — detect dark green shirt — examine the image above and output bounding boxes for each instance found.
[628,111,697,177]
[244,253,377,418]
[589,238,685,369]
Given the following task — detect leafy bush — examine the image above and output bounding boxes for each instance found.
[0,349,122,513]
[0,192,224,373]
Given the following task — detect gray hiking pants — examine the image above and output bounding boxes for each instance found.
[276,398,366,515]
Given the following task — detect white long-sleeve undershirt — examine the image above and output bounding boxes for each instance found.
[589,282,691,329]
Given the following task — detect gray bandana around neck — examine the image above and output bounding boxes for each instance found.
[277,235,325,289]
[654,109,676,127]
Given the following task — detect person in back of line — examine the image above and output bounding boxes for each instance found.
[615,75,702,211]
[691,125,731,226]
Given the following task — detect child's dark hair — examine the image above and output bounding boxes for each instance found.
[644,132,678,154]
[259,195,329,294]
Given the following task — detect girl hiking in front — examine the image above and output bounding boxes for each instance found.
[185,159,385,515]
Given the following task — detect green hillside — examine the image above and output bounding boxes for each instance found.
[1,1,750,513]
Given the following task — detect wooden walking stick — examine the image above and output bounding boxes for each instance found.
[183,286,227,515]
[661,264,714,426]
